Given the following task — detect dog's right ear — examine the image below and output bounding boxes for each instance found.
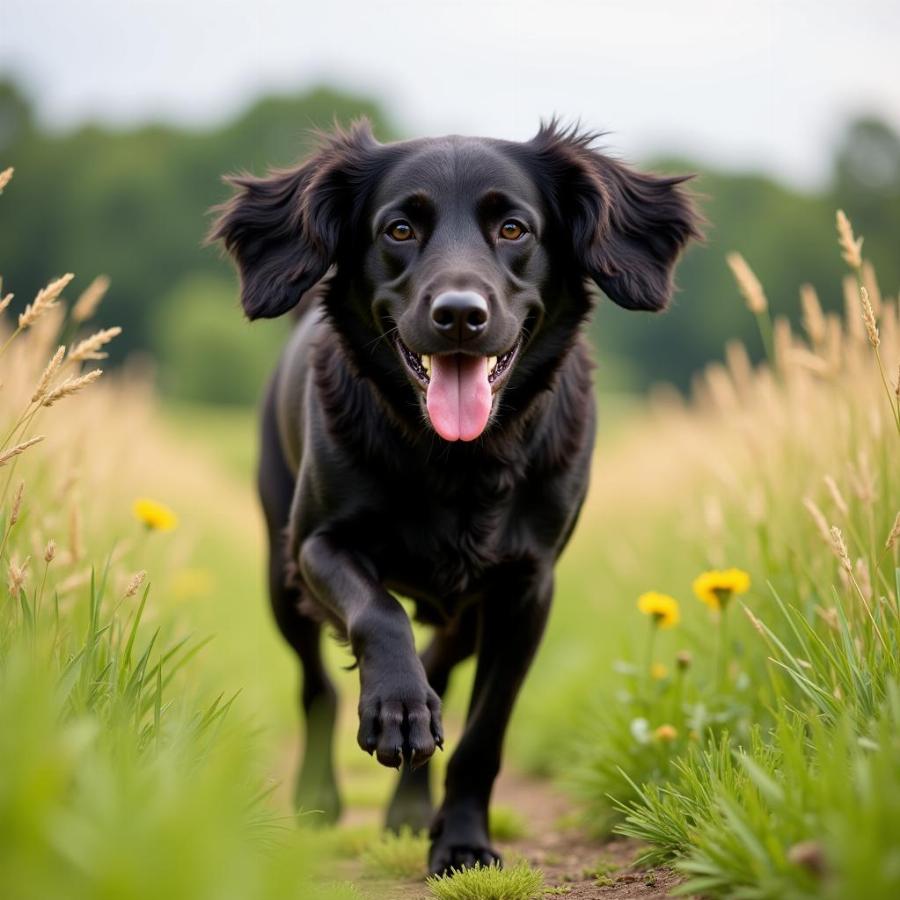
[208,122,377,320]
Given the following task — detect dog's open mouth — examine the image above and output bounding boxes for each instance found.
[395,337,520,442]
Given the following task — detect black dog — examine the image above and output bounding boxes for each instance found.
[212,121,699,874]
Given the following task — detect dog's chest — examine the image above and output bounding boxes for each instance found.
[377,465,523,602]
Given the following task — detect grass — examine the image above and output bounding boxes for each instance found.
[426,862,544,900]
[360,827,430,880]
[489,805,529,841]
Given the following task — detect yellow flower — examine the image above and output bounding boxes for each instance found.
[637,592,681,629]
[650,662,669,681]
[133,497,178,532]
[653,724,678,742]
[692,568,750,611]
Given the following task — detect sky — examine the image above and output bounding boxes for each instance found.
[2,0,899,188]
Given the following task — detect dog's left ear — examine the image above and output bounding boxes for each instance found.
[531,124,703,311]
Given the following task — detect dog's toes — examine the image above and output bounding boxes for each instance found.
[357,700,380,755]
[375,700,405,768]
[427,693,444,748]
[406,706,436,768]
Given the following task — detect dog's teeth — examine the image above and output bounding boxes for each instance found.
[421,355,431,376]
[487,356,498,374]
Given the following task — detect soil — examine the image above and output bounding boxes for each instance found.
[337,770,683,900]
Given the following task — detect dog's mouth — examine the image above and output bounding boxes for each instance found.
[395,337,521,442]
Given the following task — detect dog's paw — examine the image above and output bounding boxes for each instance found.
[356,658,443,769]
[428,806,500,875]
[428,839,501,876]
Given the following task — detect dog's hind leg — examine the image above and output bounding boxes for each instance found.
[385,607,477,833]
[259,388,340,824]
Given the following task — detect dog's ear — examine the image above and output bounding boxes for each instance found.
[530,123,703,311]
[209,121,377,320]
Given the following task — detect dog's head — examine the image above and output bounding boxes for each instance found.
[211,121,701,442]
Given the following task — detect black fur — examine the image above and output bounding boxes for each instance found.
[211,121,700,874]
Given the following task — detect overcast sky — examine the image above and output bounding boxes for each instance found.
[3,0,899,187]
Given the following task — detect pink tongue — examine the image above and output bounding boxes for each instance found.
[426,355,492,442]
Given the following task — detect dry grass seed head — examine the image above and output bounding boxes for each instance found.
[8,555,30,595]
[71,275,110,323]
[773,317,794,373]
[124,570,147,598]
[43,539,56,563]
[18,274,74,330]
[0,436,45,468]
[861,260,882,315]
[9,481,24,526]
[42,369,103,406]
[724,340,753,395]
[68,326,122,362]
[823,476,849,517]
[800,283,827,346]
[836,209,863,270]
[0,166,12,193]
[803,497,832,544]
[886,512,900,552]
[727,252,768,314]
[830,526,853,574]
[32,345,66,403]
[859,285,879,348]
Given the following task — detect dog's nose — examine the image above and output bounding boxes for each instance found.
[430,291,489,342]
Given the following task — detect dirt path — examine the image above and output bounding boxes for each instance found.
[338,770,682,899]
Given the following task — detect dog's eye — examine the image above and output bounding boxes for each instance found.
[499,220,526,241]
[386,221,415,242]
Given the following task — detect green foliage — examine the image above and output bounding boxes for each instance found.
[489,805,529,841]
[152,274,289,405]
[426,862,544,900]
[360,827,429,880]
[616,694,900,900]
[0,570,337,900]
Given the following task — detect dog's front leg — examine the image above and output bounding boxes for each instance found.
[300,532,443,769]
[428,567,552,875]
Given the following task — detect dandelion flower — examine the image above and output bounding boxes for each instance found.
[653,724,678,742]
[692,568,750,611]
[650,662,668,680]
[637,592,680,629]
[133,497,178,532]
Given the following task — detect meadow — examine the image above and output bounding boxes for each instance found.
[1,161,898,899]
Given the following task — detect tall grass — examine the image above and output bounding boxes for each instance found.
[0,169,350,900]
[538,210,900,897]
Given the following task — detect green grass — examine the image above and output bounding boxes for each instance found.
[360,827,430,880]
[489,806,529,841]
[426,862,544,900]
